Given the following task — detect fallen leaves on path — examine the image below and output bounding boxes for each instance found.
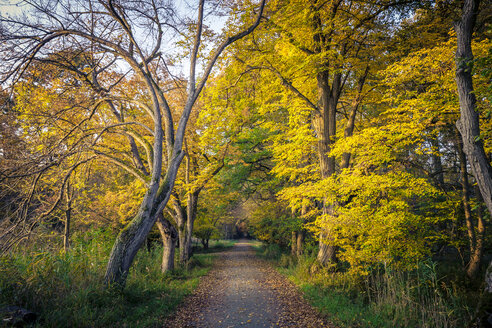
[163,241,334,328]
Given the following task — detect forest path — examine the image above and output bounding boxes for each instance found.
[163,240,331,328]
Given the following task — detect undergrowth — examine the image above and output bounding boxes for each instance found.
[192,239,236,254]
[0,230,230,327]
[255,243,486,328]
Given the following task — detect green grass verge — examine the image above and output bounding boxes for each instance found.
[255,242,478,328]
[0,231,226,327]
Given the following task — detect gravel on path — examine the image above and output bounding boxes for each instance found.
[164,240,333,328]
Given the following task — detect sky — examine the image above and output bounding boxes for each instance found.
[0,0,23,16]
[0,0,230,69]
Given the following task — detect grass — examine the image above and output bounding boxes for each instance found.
[255,243,485,328]
[0,231,233,327]
[192,239,237,254]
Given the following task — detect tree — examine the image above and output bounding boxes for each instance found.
[165,116,228,264]
[376,33,491,277]
[0,0,265,286]
[454,0,492,288]
[0,60,98,253]
[156,213,177,272]
[455,0,492,215]
[228,0,419,265]
[193,217,219,250]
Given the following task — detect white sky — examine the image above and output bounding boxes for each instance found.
[0,0,23,16]
[0,0,235,86]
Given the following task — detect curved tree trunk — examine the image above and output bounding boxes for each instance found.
[156,214,178,272]
[104,204,156,286]
[104,155,183,286]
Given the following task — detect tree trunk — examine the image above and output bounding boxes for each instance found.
[184,191,199,260]
[486,261,492,292]
[202,239,209,249]
[317,233,337,264]
[457,131,481,278]
[341,66,368,170]
[104,205,155,286]
[295,202,307,257]
[431,137,445,187]
[455,0,492,216]
[156,214,177,273]
[63,182,73,252]
[291,231,298,256]
[468,211,485,279]
[178,227,187,263]
[455,0,492,294]
[313,68,339,266]
[64,199,72,252]
[296,230,304,257]
[168,196,189,265]
[104,154,183,286]
[468,185,486,279]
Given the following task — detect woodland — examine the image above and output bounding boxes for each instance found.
[0,0,492,327]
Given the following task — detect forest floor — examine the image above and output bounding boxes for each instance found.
[164,240,332,328]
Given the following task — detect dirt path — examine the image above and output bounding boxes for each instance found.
[164,240,332,328]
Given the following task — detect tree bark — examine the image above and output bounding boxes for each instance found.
[457,131,481,278]
[64,207,71,252]
[313,68,340,265]
[455,0,492,286]
[201,238,209,249]
[63,187,73,253]
[455,0,492,215]
[185,191,199,260]
[291,231,298,256]
[295,202,308,257]
[167,195,188,265]
[431,137,445,187]
[296,230,304,257]
[468,185,486,279]
[104,154,183,286]
[156,213,177,272]
[341,66,368,170]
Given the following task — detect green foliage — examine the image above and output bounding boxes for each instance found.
[248,201,295,248]
[254,243,284,261]
[0,229,214,327]
[193,217,221,246]
[261,244,477,328]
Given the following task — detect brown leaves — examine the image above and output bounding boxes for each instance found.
[163,241,334,328]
